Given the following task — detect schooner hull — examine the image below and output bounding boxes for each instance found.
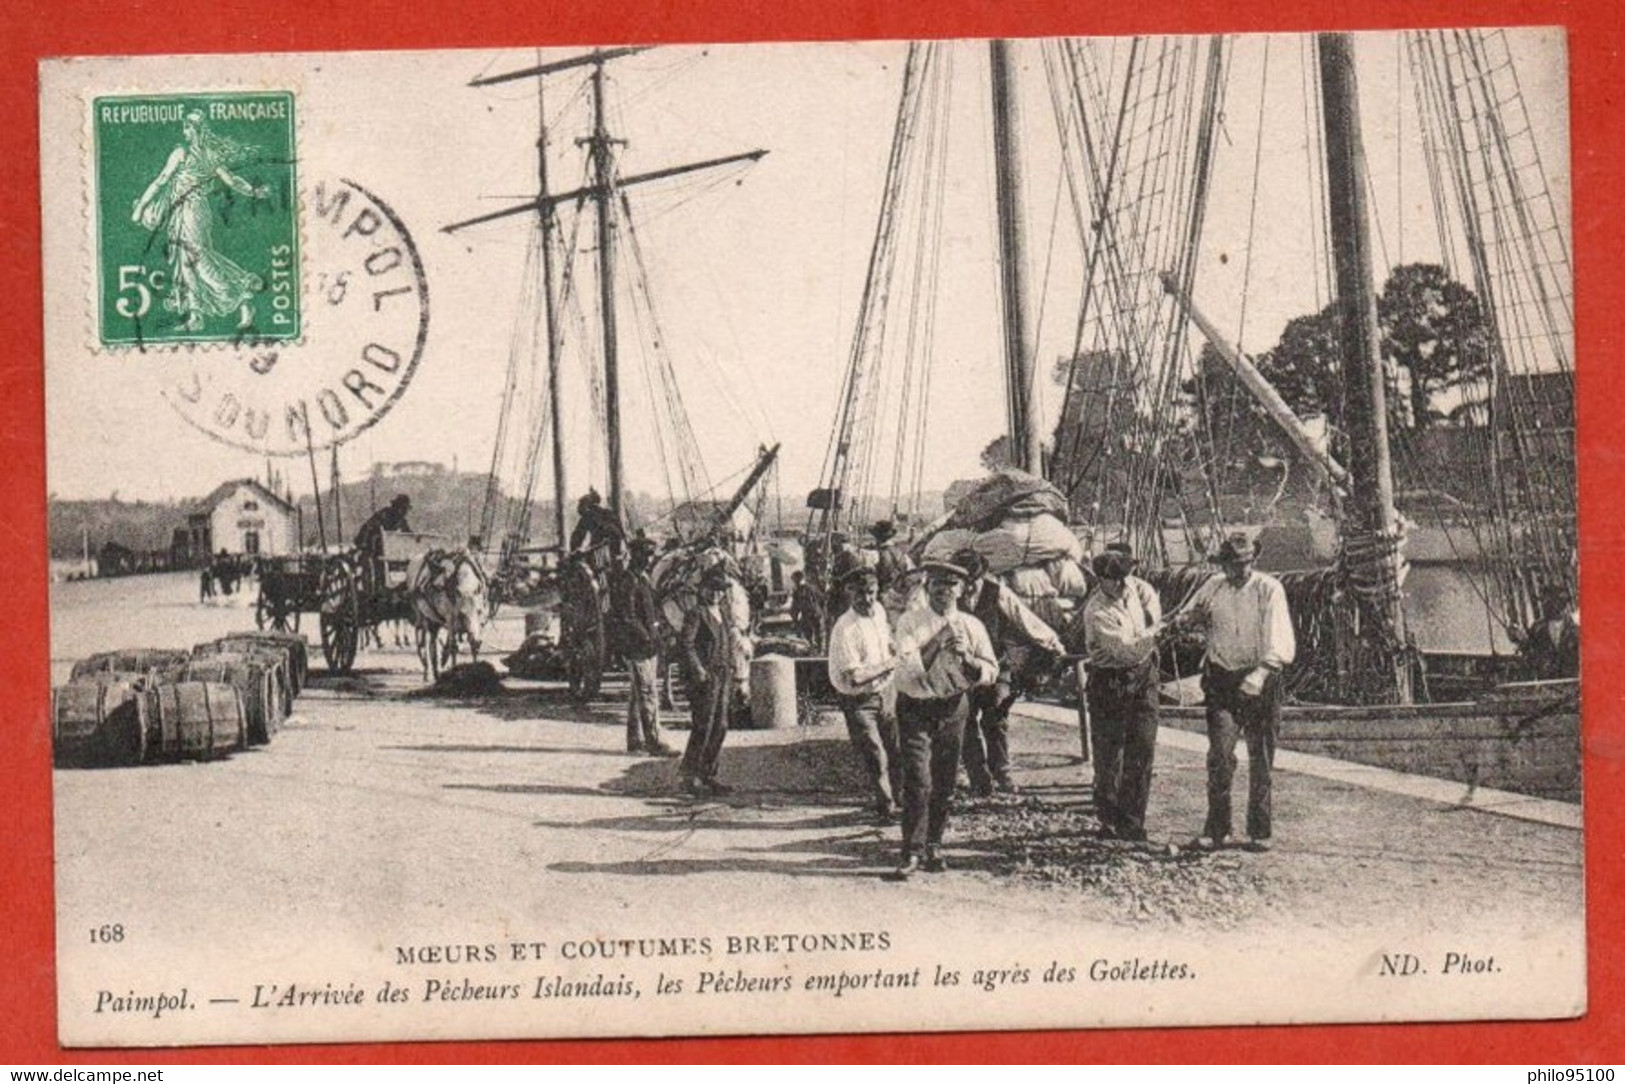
[1160,678,1579,802]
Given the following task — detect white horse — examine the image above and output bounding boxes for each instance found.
[407,549,492,681]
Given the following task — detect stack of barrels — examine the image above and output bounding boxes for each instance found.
[52,632,309,768]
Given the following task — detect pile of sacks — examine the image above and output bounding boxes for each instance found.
[921,468,1089,628]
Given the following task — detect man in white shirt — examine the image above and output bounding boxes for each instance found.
[1182,533,1296,851]
[826,558,902,824]
[889,558,1000,878]
[1081,545,1164,842]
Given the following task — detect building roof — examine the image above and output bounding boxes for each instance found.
[193,478,296,516]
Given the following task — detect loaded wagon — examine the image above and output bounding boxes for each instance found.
[251,532,441,673]
[314,531,442,673]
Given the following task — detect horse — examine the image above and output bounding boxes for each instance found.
[406,549,493,681]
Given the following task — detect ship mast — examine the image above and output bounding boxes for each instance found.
[448,48,767,542]
[586,58,627,521]
[1318,32,1412,704]
[989,40,1042,475]
[538,57,569,548]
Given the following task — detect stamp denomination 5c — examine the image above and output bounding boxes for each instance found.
[94,92,299,347]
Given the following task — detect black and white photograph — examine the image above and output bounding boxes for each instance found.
[40,29,1581,1048]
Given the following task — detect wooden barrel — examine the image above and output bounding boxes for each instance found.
[216,632,308,698]
[52,678,147,767]
[70,648,190,682]
[144,682,245,760]
[183,656,285,746]
[194,640,296,710]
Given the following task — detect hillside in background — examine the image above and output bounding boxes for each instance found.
[49,497,192,560]
[47,466,909,559]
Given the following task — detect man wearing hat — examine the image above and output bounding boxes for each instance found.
[956,548,1065,797]
[1184,532,1296,851]
[888,557,1000,878]
[1515,585,1579,680]
[615,535,677,757]
[678,563,738,795]
[568,488,627,559]
[826,553,903,823]
[1081,544,1164,841]
[354,493,412,561]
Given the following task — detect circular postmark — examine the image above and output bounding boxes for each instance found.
[160,177,429,457]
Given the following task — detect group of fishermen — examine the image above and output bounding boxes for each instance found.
[361,483,1577,880]
[574,492,743,798]
[823,529,1296,878]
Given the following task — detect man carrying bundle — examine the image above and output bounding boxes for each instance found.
[955,549,1065,797]
[889,557,999,878]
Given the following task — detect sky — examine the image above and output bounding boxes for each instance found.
[41,29,1570,513]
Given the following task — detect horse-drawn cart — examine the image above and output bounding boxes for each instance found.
[255,554,327,633]
[315,531,443,674]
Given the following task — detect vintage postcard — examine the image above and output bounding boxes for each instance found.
[40,30,1582,1048]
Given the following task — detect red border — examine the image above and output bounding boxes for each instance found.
[4,0,1620,1065]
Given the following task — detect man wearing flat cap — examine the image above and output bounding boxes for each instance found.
[956,548,1065,797]
[1183,532,1295,852]
[826,553,903,823]
[1081,543,1164,841]
[678,563,738,795]
[887,557,999,878]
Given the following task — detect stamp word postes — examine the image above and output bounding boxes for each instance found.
[94,92,300,347]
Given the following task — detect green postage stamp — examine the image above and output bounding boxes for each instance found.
[93,92,299,346]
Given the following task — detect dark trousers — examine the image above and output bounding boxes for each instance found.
[840,692,903,811]
[1086,660,1160,838]
[681,676,730,781]
[961,678,1017,790]
[1201,664,1281,841]
[897,692,969,854]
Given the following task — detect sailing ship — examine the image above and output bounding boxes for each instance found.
[446,48,782,700]
[809,32,1578,800]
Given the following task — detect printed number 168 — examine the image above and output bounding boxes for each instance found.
[90,923,124,944]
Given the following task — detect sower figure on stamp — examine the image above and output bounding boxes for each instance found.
[826,553,902,825]
[617,535,677,758]
[679,564,737,796]
[888,558,999,879]
[131,111,271,333]
[1081,545,1165,842]
[956,549,1065,797]
[1182,533,1296,853]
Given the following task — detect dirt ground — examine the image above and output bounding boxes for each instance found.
[46,571,1587,1044]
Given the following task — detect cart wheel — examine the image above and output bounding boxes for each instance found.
[319,559,361,673]
[278,607,301,634]
[560,561,605,703]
